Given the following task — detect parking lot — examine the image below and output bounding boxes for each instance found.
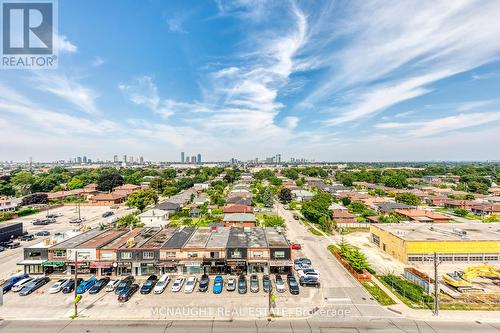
[0,272,322,320]
[0,205,130,280]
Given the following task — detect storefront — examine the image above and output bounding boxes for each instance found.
[180,261,203,274]
[115,262,132,276]
[90,262,114,276]
[140,262,158,275]
[247,260,269,274]
[226,260,247,275]
[202,259,226,274]
[155,261,178,274]
[269,260,293,274]
[17,259,46,275]
[41,261,67,274]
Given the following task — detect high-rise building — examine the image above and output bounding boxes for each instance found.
[197,154,201,164]
[129,156,134,163]
[77,156,82,163]
[139,156,144,164]
[276,154,281,164]
[123,155,127,163]
[83,156,87,163]
[191,156,196,163]
[113,155,118,163]
[181,152,185,163]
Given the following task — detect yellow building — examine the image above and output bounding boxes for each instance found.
[370,223,500,264]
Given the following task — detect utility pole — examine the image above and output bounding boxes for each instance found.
[74,250,78,318]
[433,252,439,316]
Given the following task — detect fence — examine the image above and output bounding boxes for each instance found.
[333,251,371,281]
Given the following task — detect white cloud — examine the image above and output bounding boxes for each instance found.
[283,116,299,129]
[54,34,77,53]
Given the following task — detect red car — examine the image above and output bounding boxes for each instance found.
[290,242,301,250]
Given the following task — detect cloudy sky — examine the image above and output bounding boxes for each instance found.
[1,0,500,162]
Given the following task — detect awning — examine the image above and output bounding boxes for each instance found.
[17,259,46,265]
[41,261,66,267]
[269,260,293,267]
[90,262,113,268]
[179,261,201,267]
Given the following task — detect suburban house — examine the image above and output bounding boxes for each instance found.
[155,201,182,215]
[137,209,169,227]
[425,195,448,206]
[226,197,252,206]
[193,183,210,191]
[113,184,142,196]
[331,209,358,227]
[471,204,500,216]
[291,189,314,202]
[223,213,257,227]
[394,209,452,223]
[375,202,415,213]
[47,189,84,201]
[223,204,253,214]
[0,197,20,212]
[89,192,127,205]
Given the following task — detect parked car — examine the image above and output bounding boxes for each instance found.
[299,275,320,288]
[110,205,119,209]
[140,275,158,294]
[105,279,120,292]
[153,274,170,294]
[293,214,299,220]
[115,276,135,295]
[1,274,28,294]
[11,277,34,292]
[76,277,97,294]
[226,277,236,292]
[102,211,114,218]
[275,274,286,293]
[46,213,59,219]
[263,275,271,293]
[294,258,312,270]
[118,284,139,302]
[62,278,82,294]
[35,230,50,237]
[69,218,85,224]
[19,277,50,296]
[32,219,48,225]
[250,274,259,293]
[19,234,34,241]
[171,277,185,292]
[184,276,197,293]
[290,242,301,250]
[4,242,20,249]
[237,274,247,294]
[298,268,320,280]
[287,273,300,295]
[212,275,223,294]
[49,278,71,294]
[89,277,110,294]
[198,274,209,292]
[0,246,4,252]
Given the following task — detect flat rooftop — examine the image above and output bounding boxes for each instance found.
[122,227,161,248]
[50,229,106,249]
[102,228,144,249]
[264,228,289,248]
[162,226,196,249]
[140,228,177,248]
[77,229,128,249]
[246,228,268,248]
[227,227,247,248]
[372,223,500,241]
[205,227,230,249]
[183,228,211,248]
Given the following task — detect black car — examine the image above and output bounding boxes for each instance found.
[198,274,209,292]
[0,241,12,247]
[102,211,113,218]
[62,278,83,294]
[287,273,300,295]
[5,242,20,249]
[35,231,50,237]
[140,275,158,294]
[88,277,110,294]
[299,276,320,288]
[20,234,34,241]
[115,276,135,295]
[19,277,50,296]
[118,283,139,302]
[263,275,271,293]
[46,214,59,219]
[238,274,247,294]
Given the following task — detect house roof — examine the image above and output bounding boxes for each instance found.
[223,204,253,213]
[227,227,247,248]
[140,227,177,248]
[183,228,211,248]
[205,227,230,248]
[223,213,257,222]
[264,227,289,248]
[375,202,414,212]
[155,201,181,210]
[102,228,143,249]
[51,229,106,250]
[137,209,168,218]
[76,229,128,249]
[246,228,267,248]
[92,192,127,201]
[118,227,161,248]
[161,226,196,249]
[113,184,141,190]
[331,209,356,218]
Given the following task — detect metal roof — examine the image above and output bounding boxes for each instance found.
[183,228,211,248]
[140,227,178,248]
[50,229,106,250]
[161,226,196,249]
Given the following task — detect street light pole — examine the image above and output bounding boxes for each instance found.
[74,250,78,318]
[433,252,439,316]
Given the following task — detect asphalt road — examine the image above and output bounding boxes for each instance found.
[1,318,499,333]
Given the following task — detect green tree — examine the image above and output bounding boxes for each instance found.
[395,192,421,206]
[0,180,15,196]
[281,168,299,180]
[278,188,292,203]
[261,215,285,228]
[453,208,469,217]
[97,173,124,192]
[67,177,84,190]
[262,187,274,207]
[341,197,351,206]
[301,192,332,224]
[116,213,140,228]
[126,189,159,212]
[11,171,35,195]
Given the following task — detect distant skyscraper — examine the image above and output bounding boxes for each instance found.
[77,156,82,163]
[123,155,127,163]
[113,155,118,163]
[129,156,134,163]
[197,154,201,164]
[181,152,185,163]
[83,156,87,163]
[276,154,281,163]
[191,156,196,163]
[139,156,144,164]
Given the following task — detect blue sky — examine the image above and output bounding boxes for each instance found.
[1,0,500,162]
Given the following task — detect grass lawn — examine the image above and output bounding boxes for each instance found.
[360,281,396,306]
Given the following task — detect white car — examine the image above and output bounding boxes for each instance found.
[11,277,34,292]
[275,275,286,293]
[48,278,70,294]
[298,268,320,279]
[153,274,170,294]
[105,279,120,292]
[184,276,197,293]
[171,277,185,292]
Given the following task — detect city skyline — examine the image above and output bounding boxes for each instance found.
[1,1,500,162]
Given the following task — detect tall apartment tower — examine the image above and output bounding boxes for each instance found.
[181,152,185,163]
[197,154,202,164]
[276,154,281,164]
[113,155,118,163]
[139,156,144,164]
[123,155,127,163]
[191,156,196,163]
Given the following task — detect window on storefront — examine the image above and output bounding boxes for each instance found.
[28,251,42,258]
[187,252,198,258]
[165,251,176,258]
[53,250,65,258]
[252,251,263,258]
[121,251,132,260]
[143,251,154,259]
[230,250,242,258]
[209,251,219,259]
[101,252,112,260]
[273,251,285,259]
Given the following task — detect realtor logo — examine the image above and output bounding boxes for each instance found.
[1,0,58,68]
